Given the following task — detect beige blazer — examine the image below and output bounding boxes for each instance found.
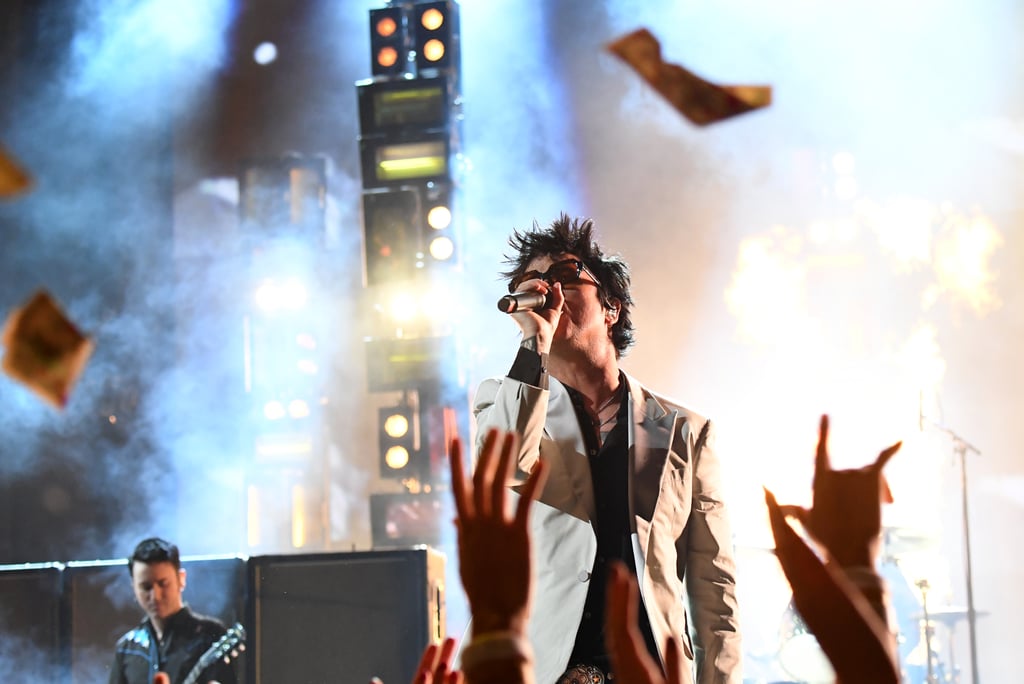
[472,372,742,684]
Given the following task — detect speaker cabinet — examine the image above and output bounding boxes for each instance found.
[248,547,445,684]
[64,556,247,684]
[0,563,64,680]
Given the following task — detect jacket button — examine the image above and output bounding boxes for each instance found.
[577,570,591,582]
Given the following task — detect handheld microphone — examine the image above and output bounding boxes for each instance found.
[497,291,549,313]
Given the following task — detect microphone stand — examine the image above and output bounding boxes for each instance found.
[914,579,937,684]
[923,416,982,683]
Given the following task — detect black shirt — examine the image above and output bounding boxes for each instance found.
[506,350,661,674]
[564,379,661,675]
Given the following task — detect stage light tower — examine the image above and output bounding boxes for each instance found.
[356,2,462,291]
[358,4,467,536]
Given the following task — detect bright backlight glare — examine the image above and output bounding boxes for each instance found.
[832,151,856,175]
[254,281,277,310]
[429,235,454,261]
[253,42,277,65]
[390,291,419,321]
[289,399,310,419]
[282,278,307,306]
[384,413,410,438]
[421,8,444,31]
[385,446,410,470]
[932,212,1003,315]
[263,401,286,420]
[427,205,451,230]
[834,176,858,201]
[423,39,445,63]
[291,484,306,548]
[254,278,308,311]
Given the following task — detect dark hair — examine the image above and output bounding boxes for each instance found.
[501,213,635,356]
[128,537,181,576]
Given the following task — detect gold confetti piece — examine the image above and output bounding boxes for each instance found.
[607,28,772,126]
[0,143,33,198]
[2,290,94,409]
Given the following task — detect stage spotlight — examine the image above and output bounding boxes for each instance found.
[288,399,310,419]
[370,7,408,76]
[420,7,445,32]
[385,445,410,470]
[423,39,445,64]
[253,42,277,65]
[426,204,451,230]
[423,183,456,265]
[413,1,459,72]
[428,235,454,261]
[384,411,409,438]
[379,404,419,478]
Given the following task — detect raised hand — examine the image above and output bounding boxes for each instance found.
[367,637,462,684]
[765,488,899,684]
[764,414,902,684]
[413,637,463,684]
[779,414,900,567]
[450,429,548,635]
[605,562,684,684]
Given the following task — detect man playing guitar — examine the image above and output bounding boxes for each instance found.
[108,538,239,684]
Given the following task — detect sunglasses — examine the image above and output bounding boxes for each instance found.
[509,258,603,294]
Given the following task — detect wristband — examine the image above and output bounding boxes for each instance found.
[460,630,533,670]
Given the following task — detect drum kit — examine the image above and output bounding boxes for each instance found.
[749,526,987,684]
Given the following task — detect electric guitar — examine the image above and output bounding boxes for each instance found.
[178,622,246,684]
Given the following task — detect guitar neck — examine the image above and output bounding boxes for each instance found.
[181,622,245,684]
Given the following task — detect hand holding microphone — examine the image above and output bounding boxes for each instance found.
[496,274,564,359]
[497,278,563,352]
[497,275,562,315]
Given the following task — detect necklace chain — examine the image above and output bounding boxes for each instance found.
[594,384,622,431]
[595,384,622,413]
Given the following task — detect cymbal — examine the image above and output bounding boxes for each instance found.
[911,606,990,625]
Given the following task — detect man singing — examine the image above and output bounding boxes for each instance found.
[474,214,742,683]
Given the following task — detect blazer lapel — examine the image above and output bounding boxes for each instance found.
[546,378,596,523]
[626,373,678,526]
